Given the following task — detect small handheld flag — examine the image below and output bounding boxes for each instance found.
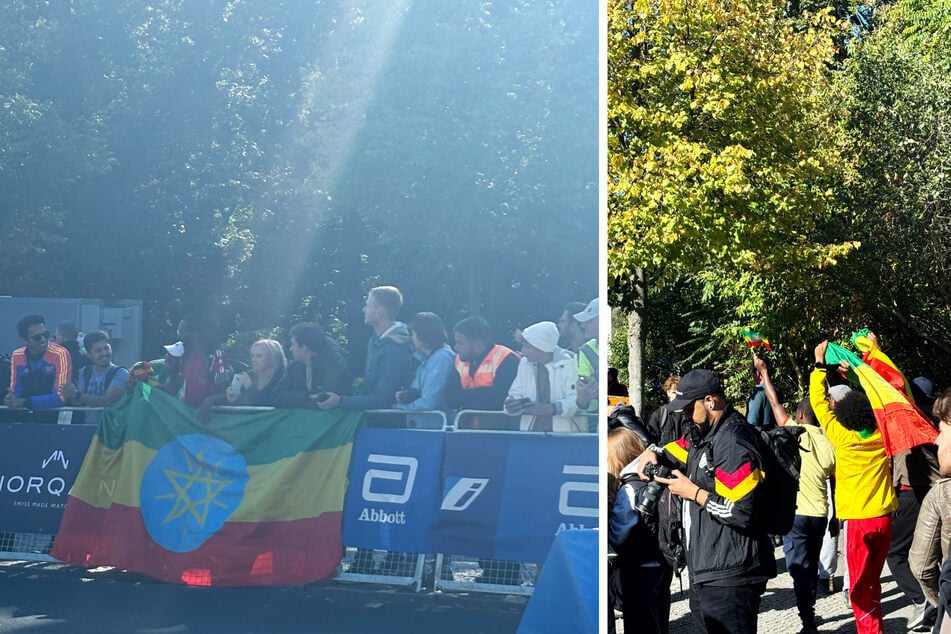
[741,329,771,351]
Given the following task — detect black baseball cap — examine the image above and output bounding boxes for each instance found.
[665,369,723,411]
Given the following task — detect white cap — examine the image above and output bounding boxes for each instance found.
[828,384,852,402]
[163,341,185,358]
[573,298,598,323]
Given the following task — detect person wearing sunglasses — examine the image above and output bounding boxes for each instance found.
[4,314,72,411]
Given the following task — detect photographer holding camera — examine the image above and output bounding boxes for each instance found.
[636,368,776,634]
[608,425,673,634]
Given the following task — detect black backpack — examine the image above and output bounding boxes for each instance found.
[608,404,657,446]
[755,425,805,535]
[617,472,686,573]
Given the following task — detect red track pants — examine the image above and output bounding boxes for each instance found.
[846,515,892,634]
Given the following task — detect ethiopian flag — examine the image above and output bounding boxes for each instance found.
[824,343,936,456]
[851,329,914,398]
[741,330,771,350]
[51,384,363,587]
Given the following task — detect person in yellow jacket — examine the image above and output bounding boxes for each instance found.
[811,341,897,634]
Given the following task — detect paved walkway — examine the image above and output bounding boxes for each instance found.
[617,545,926,633]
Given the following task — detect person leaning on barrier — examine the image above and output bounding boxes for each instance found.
[60,330,129,424]
[637,368,776,634]
[177,315,234,420]
[394,312,455,413]
[5,314,72,411]
[318,285,414,412]
[504,321,584,432]
[274,323,351,408]
[225,339,287,407]
[445,316,519,413]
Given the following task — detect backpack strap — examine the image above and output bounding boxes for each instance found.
[81,365,93,392]
[104,366,123,392]
[580,342,599,376]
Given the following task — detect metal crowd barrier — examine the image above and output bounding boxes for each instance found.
[1,406,596,596]
[0,405,104,425]
[0,408,103,562]
[426,412,599,595]
[334,409,447,590]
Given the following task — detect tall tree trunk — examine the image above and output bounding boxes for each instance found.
[626,268,646,415]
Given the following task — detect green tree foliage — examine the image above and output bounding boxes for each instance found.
[608,0,854,312]
[608,0,861,398]
[832,0,951,382]
[0,1,598,365]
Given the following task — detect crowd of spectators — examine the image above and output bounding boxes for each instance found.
[3,288,600,432]
[607,332,950,634]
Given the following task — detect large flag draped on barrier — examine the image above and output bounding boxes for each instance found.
[824,343,937,456]
[51,384,363,586]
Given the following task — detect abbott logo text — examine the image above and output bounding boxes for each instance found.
[362,454,418,504]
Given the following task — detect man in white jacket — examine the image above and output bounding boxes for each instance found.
[504,321,584,432]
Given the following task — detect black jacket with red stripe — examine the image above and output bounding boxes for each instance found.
[660,406,776,585]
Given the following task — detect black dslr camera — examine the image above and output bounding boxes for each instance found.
[635,462,672,516]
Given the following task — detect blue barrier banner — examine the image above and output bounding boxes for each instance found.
[433,432,598,562]
[342,428,444,553]
[0,423,96,533]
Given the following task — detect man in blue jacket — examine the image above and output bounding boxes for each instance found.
[319,285,415,412]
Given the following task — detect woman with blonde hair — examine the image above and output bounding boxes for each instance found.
[608,425,672,634]
[226,339,286,406]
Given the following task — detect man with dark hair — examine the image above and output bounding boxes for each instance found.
[637,368,776,633]
[810,340,896,634]
[274,322,351,407]
[60,330,129,424]
[5,314,72,411]
[319,285,414,411]
[556,301,587,352]
[445,316,519,414]
[55,321,89,378]
[607,367,628,397]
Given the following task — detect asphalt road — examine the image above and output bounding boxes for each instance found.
[0,560,528,634]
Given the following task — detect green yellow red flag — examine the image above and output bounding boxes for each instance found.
[51,384,362,586]
[823,343,936,456]
[851,329,914,399]
[741,330,771,351]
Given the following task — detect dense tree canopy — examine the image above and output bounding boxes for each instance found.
[609,0,951,407]
[0,0,598,369]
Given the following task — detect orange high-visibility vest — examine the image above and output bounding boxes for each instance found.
[455,344,518,389]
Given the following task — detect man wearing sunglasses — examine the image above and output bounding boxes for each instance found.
[4,314,72,411]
